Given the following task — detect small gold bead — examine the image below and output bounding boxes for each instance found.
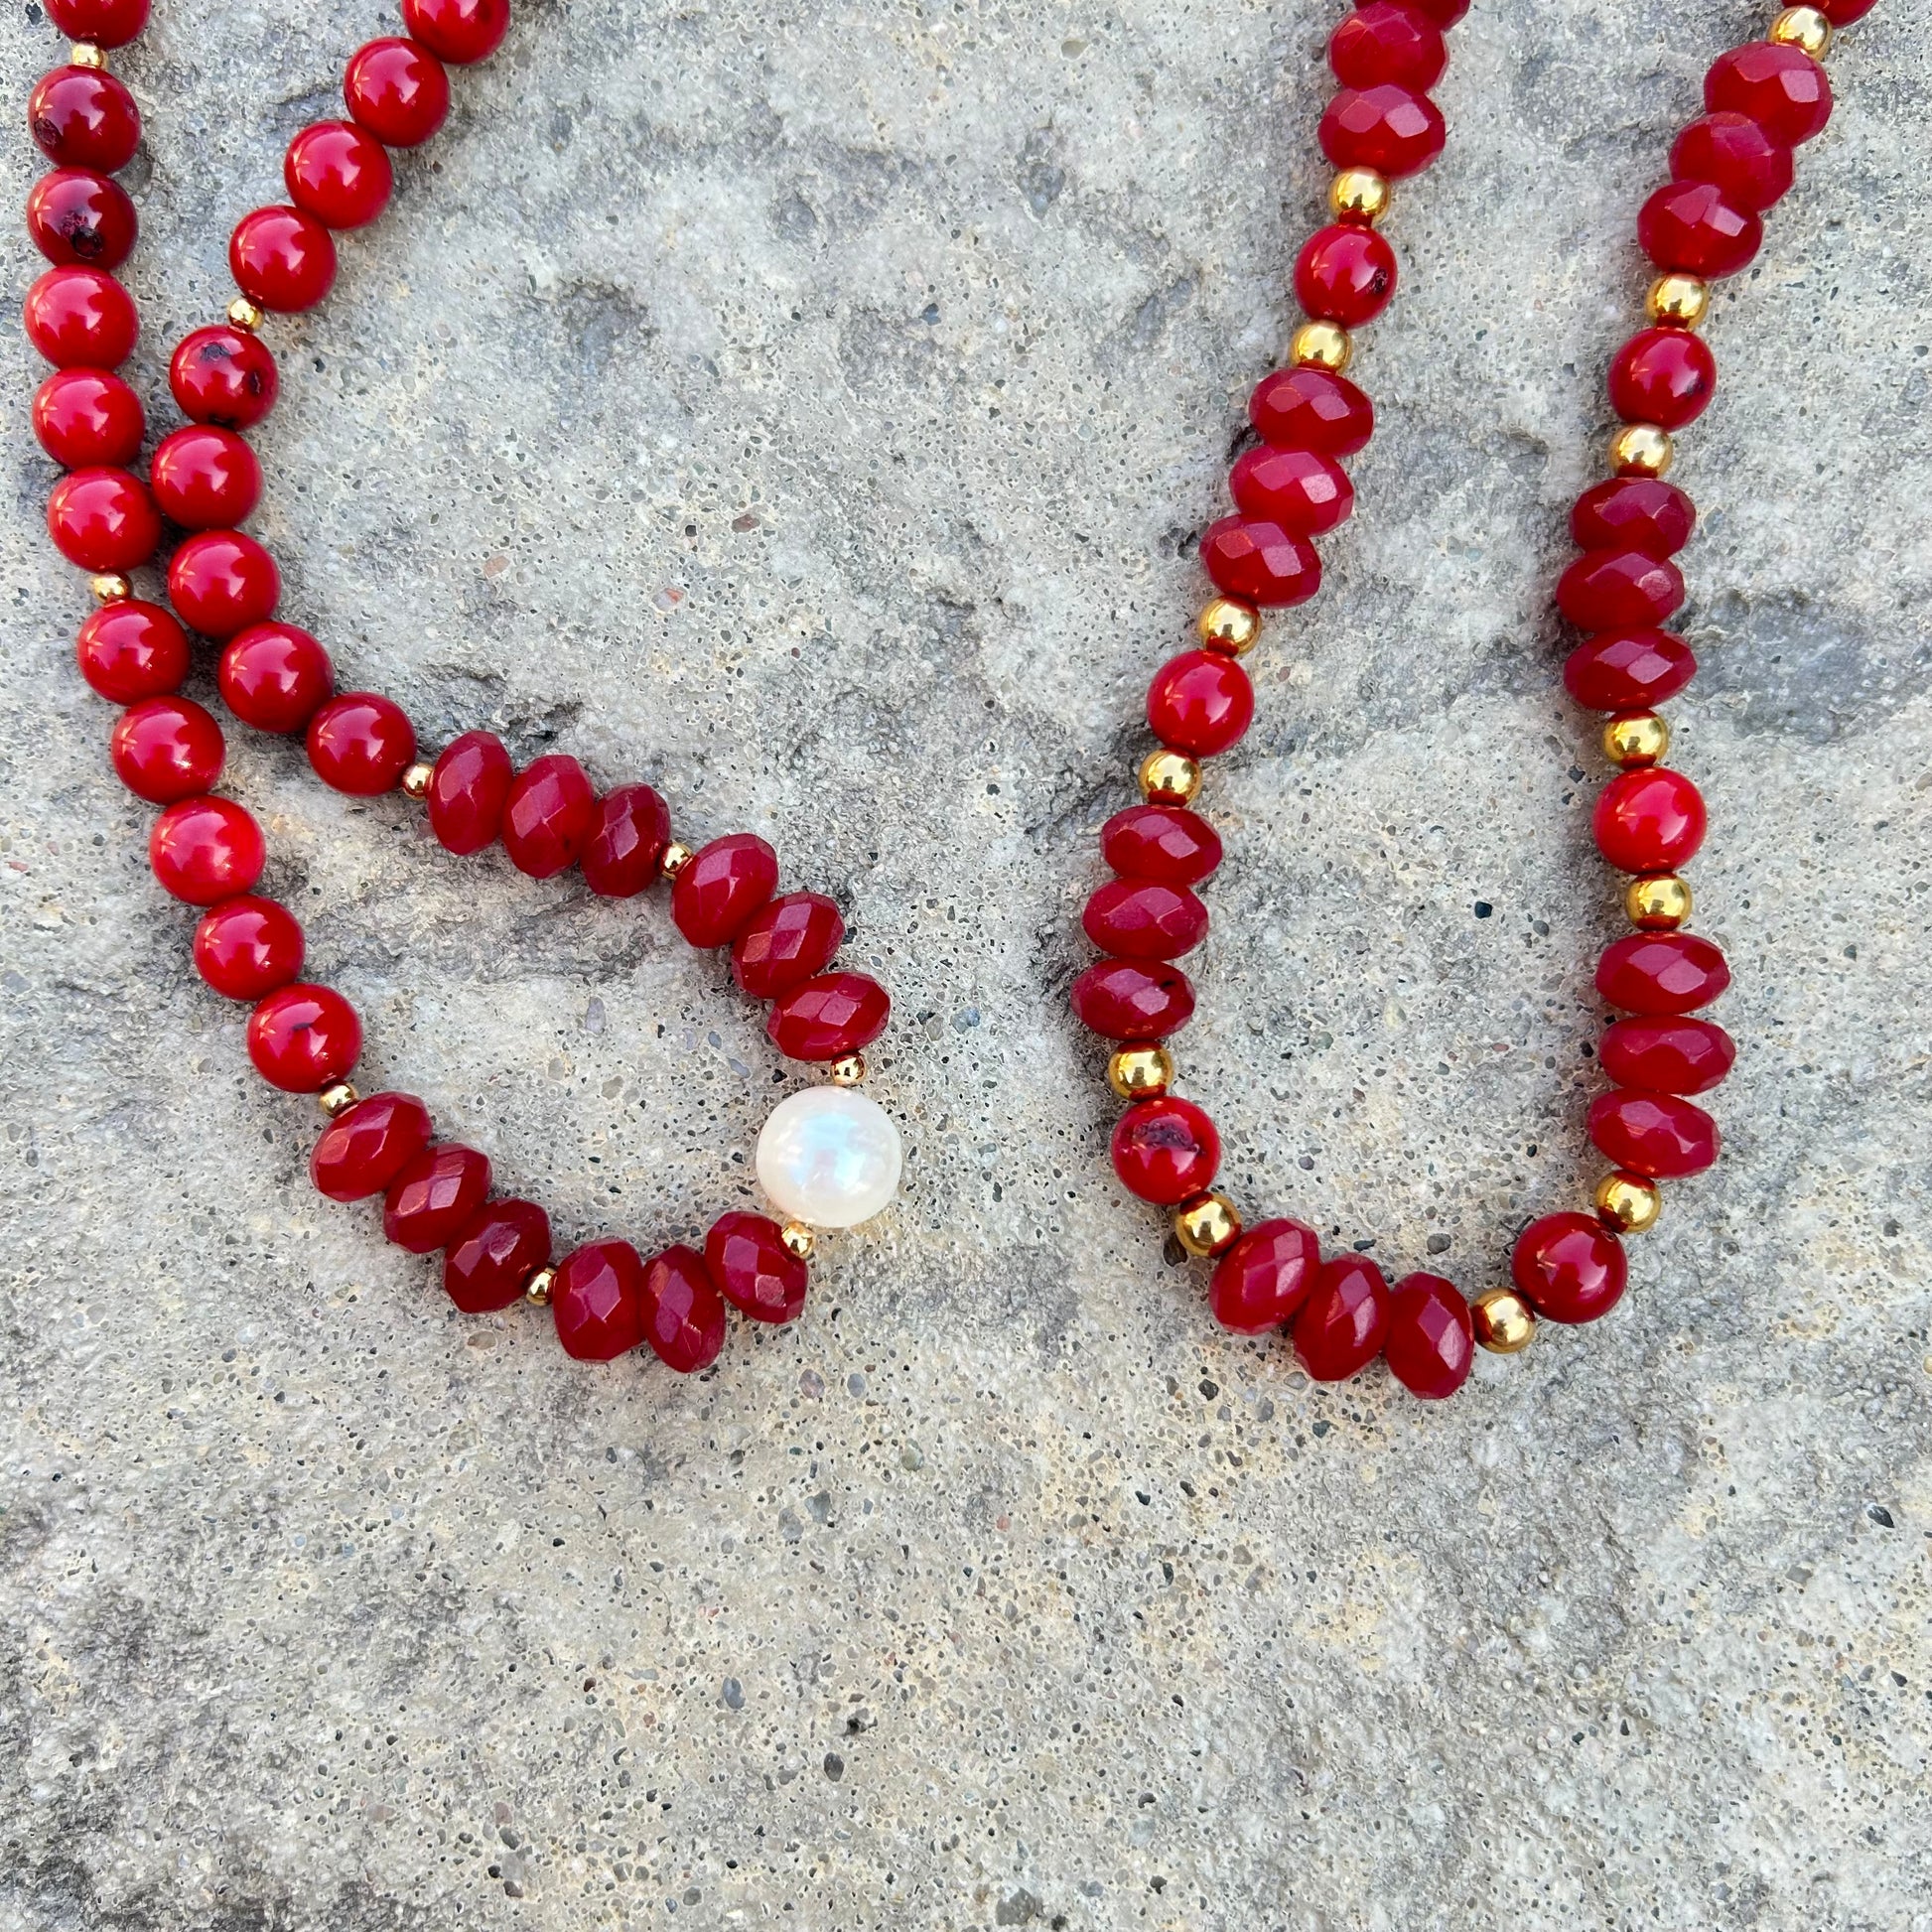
[1769,6,1832,58]
[1197,597,1261,655]
[1594,1170,1662,1234]
[523,1266,556,1308]
[1290,320,1352,374]
[1625,873,1693,931]
[318,1081,360,1119]
[1138,748,1201,806]
[69,42,106,69]
[1472,1288,1537,1354]
[780,1219,816,1261]
[1647,273,1710,330]
[1610,423,1674,479]
[1602,710,1670,768]
[1173,1191,1242,1259]
[400,760,435,801]
[659,840,693,878]
[1108,1045,1173,1101]
[1329,167,1392,226]
[88,571,132,605]
[225,296,265,333]
[829,1052,866,1087]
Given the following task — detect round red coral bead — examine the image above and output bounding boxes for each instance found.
[1671,111,1794,213]
[383,1144,491,1254]
[345,38,450,147]
[150,796,264,904]
[706,1211,808,1324]
[444,1200,551,1312]
[247,983,361,1093]
[1228,446,1354,535]
[1596,931,1729,1016]
[1292,1254,1392,1381]
[1384,1273,1474,1399]
[1295,222,1398,327]
[1318,82,1446,178]
[33,366,144,468]
[1511,1210,1626,1323]
[310,1090,432,1201]
[29,65,142,172]
[1082,879,1208,961]
[1200,516,1321,609]
[427,730,513,854]
[641,1246,729,1373]
[1592,766,1707,873]
[1557,549,1686,630]
[732,893,845,999]
[1570,480,1697,559]
[169,529,281,637]
[1564,629,1696,712]
[1607,328,1717,431]
[1110,1095,1220,1206]
[76,600,189,703]
[1147,649,1254,756]
[1588,1088,1720,1178]
[1069,959,1194,1041]
[672,833,779,946]
[1599,1016,1735,1095]
[502,754,596,878]
[219,622,334,734]
[284,120,394,229]
[1706,41,1831,146]
[1638,180,1761,279]
[402,0,511,62]
[47,467,159,572]
[1101,804,1222,886]
[169,324,278,428]
[1208,1217,1319,1334]
[193,895,305,1002]
[582,783,672,897]
[150,425,262,528]
[24,266,137,368]
[307,692,416,794]
[110,695,224,803]
[1328,3,1448,91]
[1249,365,1373,456]
[27,167,137,270]
[45,0,150,45]
[767,972,892,1061]
[550,1240,647,1360]
[229,205,338,313]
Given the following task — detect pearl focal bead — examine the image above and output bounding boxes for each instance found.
[755,1087,901,1229]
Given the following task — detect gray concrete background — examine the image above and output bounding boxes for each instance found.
[3,0,1929,1926]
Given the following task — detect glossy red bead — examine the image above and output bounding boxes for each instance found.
[1148,649,1255,756]
[1564,629,1697,711]
[1068,959,1195,1041]
[1670,111,1794,213]
[1404,0,1469,20]
[1328,3,1448,91]
[284,120,393,229]
[1228,445,1354,536]
[110,696,224,803]
[1599,1015,1735,1095]
[27,167,137,270]
[310,1090,431,1201]
[671,833,779,946]
[29,65,141,172]
[307,692,416,794]
[1249,365,1373,457]
[1200,516,1321,609]
[219,622,334,734]
[169,324,278,428]
[1101,804,1222,886]
[1815,0,1875,21]
[550,1240,647,1360]
[444,1200,551,1312]
[47,467,159,571]
[1384,1273,1474,1399]
[1607,328,1717,431]
[150,425,262,528]
[345,38,451,148]
[1596,931,1729,1016]
[247,982,361,1092]
[641,1246,729,1373]
[1292,1254,1392,1382]
[705,1211,808,1325]
[32,366,143,468]
[228,205,337,313]
[1588,1088,1720,1178]
[1706,41,1831,147]
[1110,1095,1220,1206]
[383,1144,491,1253]
[581,782,671,897]
[75,600,188,703]
[24,265,136,367]
[1511,1210,1626,1323]
[501,754,596,878]
[1208,1217,1320,1334]
[1638,179,1761,279]
[767,972,892,1061]
[402,0,511,63]
[1592,766,1706,873]
[1082,879,1208,961]
[193,895,304,1002]
[732,893,845,999]
[1556,549,1685,630]
[168,529,280,637]
[1570,479,1696,559]
[428,730,513,854]
[1318,83,1446,179]
[1295,222,1398,328]
[45,0,150,45]
[149,796,264,904]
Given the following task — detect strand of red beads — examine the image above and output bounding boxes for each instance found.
[27,0,901,1372]
[1072,0,1871,1397]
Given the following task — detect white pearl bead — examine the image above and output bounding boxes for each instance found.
[755,1087,901,1229]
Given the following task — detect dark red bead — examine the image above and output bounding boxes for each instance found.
[1706,41,1831,146]
[551,1240,647,1360]
[247,982,361,1092]
[1815,0,1875,21]
[1599,1016,1735,1095]
[383,1144,491,1254]
[1607,328,1717,430]
[219,622,334,733]
[1292,1254,1392,1381]
[1069,959,1195,1041]
[169,325,278,428]
[1596,931,1729,1016]
[1384,1273,1474,1399]
[193,894,304,1002]
[1638,180,1761,279]
[27,166,137,270]
[29,65,141,172]
[110,695,224,803]
[1148,649,1254,756]
[1318,83,1446,178]
[229,205,337,313]
[1101,804,1222,886]
[150,425,262,528]
[705,1211,808,1325]
[1404,0,1468,20]
[428,730,513,854]
[32,366,143,468]
[1564,629,1697,711]
[24,266,137,367]
[671,833,779,946]
[444,1200,551,1312]
[307,692,416,794]
[641,1246,729,1373]
[582,783,671,897]
[1592,766,1706,873]
[1228,445,1354,535]
[1570,480,1696,559]
[1110,1095,1219,1206]
[502,754,596,878]
[149,796,264,904]
[310,1090,432,1202]
[1556,549,1685,630]
[1200,516,1321,609]
[1328,3,1448,91]
[732,893,845,999]
[402,0,511,63]
[767,972,892,1061]
[1082,879,1208,961]
[47,467,159,571]
[284,120,393,229]
[45,0,150,45]
[168,529,280,637]
[1208,1217,1319,1334]
[344,38,451,148]
[1249,365,1373,457]
[1671,111,1794,213]
[1511,1211,1626,1323]
[1295,222,1398,328]
[76,600,188,703]
[1588,1088,1720,1178]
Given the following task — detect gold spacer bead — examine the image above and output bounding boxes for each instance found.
[1625,873,1693,930]
[829,1052,866,1087]
[659,840,693,879]
[400,760,435,801]
[1594,1170,1662,1234]
[780,1219,816,1262]
[1610,423,1674,479]
[1471,1288,1536,1354]
[69,42,106,69]
[1108,1044,1173,1101]
[1602,710,1670,768]
[1197,597,1261,656]
[1173,1191,1242,1259]
[1138,748,1201,806]
[1769,6,1832,58]
[88,571,132,605]
[1329,167,1392,227]
[1647,274,1710,330]
[318,1081,360,1120]
[226,296,265,333]
[523,1266,556,1308]
[1289,320,1352,374]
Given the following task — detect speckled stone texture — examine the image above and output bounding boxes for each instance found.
[4,1,1930,1926]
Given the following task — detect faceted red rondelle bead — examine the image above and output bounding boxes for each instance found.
[1564,629,1697,711]
[284,120,394,229]
[1706,41,1831,147]
[767,972,892,1061]
[169,529,280,637]
[1588,1088,1720,1178]
[1148,649,1254,756]
[29,65,142,172]
[502,754,596,878]
[1082,879,1208,961]
[33,367,144,468]
[1384,1273,1475,1399]
[1608,328,1717,431]
[1638,180,1762,279]
[169,324,278,428]
[1069,959,1195,1041]
[1557,549,1685,630]
[193,895,305,1002]
[550,1240,647,1360]
[307,692,416,794]
[229,206,338,313]
[732,893,845,999]
[1249,365,1373,457]
[383,1144,491,1254]
[640,1246,729,1374]
[45,0,150,44]
[310,1090,432,1201]
[150,425,262,528]
[428,730,513,854]
[24,266,137,367]
[247,983,362,1093]
[444,1200,551,1313]
[705,1211,808,1325]
[1670,111,1794,213]
[27,167,137,270]
[110,695,224,803]
[1208,1217,1319,1335]
[580,782,670,897]
[1318,82,1446,178]
[671,833,779,946]
[47,467,160,571]
[76,600,189,703]
[1511,1210,1626,1323]
[1295,223,1398,328]
[1101,804,1222,886]
[149,796,265,904]
[402,0,511,63]
[1292,1254,1392,1382]
[345,38,451,147]
[1110,1094,1220,1206]
[1592,766,1706,872]
[1328,2,1448,92]
[1200,516,1321,609]
[219,622,334,733]
[1599,1015,1735,1095]
[1228,446,1354,536]
[1596,931,1729,1015]
[1570,480,1697,559]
